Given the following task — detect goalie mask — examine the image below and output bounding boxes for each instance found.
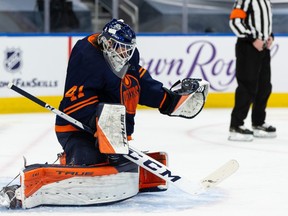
[98,19,136,79]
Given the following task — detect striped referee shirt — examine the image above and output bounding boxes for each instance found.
[229,0,273,41]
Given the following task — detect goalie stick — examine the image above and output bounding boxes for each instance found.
[7,82,239,196]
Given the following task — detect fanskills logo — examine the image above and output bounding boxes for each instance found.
[4,48,22,73]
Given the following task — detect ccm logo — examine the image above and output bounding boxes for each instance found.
[127,149,181,182]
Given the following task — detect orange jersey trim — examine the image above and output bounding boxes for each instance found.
[88,33,100,48]
[139,67,147,78]
[64,96,98,115]
[159,92,167,109]
[230,8,247,19]
[55,124,79,133]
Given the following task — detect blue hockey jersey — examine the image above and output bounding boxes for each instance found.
[55,34,167,137]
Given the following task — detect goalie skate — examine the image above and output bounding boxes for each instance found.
[0,185,21,209]
[0,189,10,208]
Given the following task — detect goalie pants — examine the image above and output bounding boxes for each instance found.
[56,131,107,165]
[230,39,272,127]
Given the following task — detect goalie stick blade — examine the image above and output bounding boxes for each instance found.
[200,159,239,189]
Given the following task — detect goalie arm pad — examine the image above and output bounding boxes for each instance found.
[159,78,209,119]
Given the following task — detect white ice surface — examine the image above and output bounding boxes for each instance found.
[0,108,288,216]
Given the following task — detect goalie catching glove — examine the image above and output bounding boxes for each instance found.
[159,78,209,119]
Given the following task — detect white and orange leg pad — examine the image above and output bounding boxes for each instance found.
[139,152,168,192]
[16,162,139,209]
[96,103,129,154]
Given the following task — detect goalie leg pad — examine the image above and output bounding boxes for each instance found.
[139,152,168,192]
[18,162,139,208]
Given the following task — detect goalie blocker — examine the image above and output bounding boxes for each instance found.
[1,152,168,209]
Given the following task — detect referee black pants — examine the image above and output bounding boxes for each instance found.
[230,39,272,128]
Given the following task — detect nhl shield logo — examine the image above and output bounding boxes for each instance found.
[4,48,22,73]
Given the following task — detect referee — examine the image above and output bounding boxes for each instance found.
[228,0,276,141]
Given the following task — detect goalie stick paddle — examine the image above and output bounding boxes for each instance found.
[8,82,239,196]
